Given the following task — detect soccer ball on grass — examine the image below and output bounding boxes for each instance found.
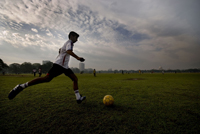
[103,95,114,106]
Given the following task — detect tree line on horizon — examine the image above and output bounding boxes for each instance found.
[0,58,82,74]
[0,58,53,74]
[0,58,200,74]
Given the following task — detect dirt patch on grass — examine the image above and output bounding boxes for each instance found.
[124,78,145,81]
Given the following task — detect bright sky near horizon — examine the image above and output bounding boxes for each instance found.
[0,0,200,70]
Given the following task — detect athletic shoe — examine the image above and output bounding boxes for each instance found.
[8,84,23,100]
[77,95,86,104]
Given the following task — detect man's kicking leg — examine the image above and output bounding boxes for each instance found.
[8,75,53,100]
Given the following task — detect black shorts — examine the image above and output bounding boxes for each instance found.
[47,64,74,80]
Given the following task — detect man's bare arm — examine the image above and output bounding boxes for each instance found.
[66,50,85,62]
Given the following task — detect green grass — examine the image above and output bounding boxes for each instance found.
[0,73,200,134]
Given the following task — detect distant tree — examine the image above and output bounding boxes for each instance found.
[0,59,9,71]
[9,63,21,74]
[32,63,41,70]
[186,68,200,73]
[0,59,9,75]
[71,67,80,73]
[41,61,53,73]
[114,70,118,73]
[20,62,32,73]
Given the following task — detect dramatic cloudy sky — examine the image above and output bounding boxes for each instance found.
[0,0,200,70]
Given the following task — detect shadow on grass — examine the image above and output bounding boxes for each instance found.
[73,100,135,116]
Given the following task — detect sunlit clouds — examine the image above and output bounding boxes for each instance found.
[0,0,199,70]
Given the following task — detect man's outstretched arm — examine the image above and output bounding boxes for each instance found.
[66,50,85,62]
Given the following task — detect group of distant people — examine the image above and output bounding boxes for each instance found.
[32,68,42,77]
[31,68,167,77]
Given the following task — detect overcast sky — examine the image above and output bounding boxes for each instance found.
[0,0,200,70]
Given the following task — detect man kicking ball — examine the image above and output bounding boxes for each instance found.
[8,31,86,104]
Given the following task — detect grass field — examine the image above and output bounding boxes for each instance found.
[0,73,200,134]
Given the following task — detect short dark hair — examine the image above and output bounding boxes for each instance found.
[68,31,79,39]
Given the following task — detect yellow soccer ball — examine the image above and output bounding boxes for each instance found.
[103,95,114,106]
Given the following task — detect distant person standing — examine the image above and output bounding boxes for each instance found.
[38,68,42,77]
[33,69,36,77]
[93,69,96,77]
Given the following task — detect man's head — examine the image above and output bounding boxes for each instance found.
[68,31,79,43]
